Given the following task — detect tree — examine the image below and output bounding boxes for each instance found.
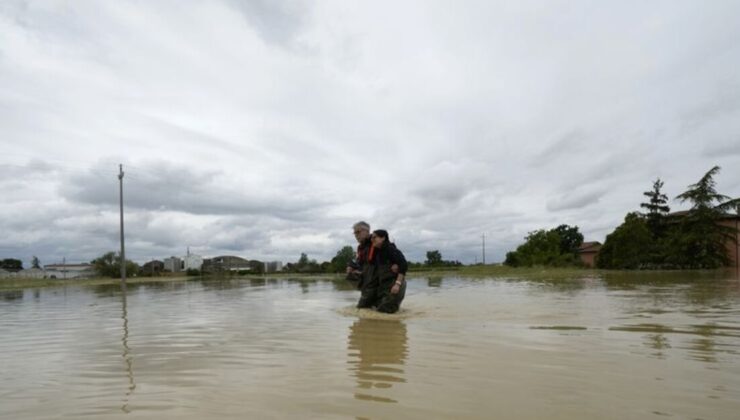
[330,246,355,273]
[504,225,583,267]
[31,256,41,269]
[91,251,139,278]
[670,166,739,268]
[298,253,309,267]
[553,224,584,255]
[92,252,117,277]
[294,253,321,273]
[640,178,670,237]
[508,230,563,267]
[1,258,23,271]
[248,260,265,274]
[597,213,654,269]
[425,250,442,266]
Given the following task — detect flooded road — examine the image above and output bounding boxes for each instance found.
[1,272,739,419]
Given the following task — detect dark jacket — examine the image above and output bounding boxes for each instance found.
[362,241,407,289]
[368,242,408,275]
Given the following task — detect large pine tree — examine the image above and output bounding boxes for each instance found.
[671,166,739,268]
[640,178,670,237]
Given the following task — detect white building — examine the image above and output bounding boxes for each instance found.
[0,268,11,279]
[184,254,203,271]
[44,263,95,279]
[183,248,203,271]
[16,268,46,279]
[163,256,183,272]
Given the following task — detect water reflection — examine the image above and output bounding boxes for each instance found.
[120,284,136,413]
[1,290,23,301]
[347,319,408,404]
[427,276,443,288]
[644,333,671,359]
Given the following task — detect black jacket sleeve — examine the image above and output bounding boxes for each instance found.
[389,244,408,275]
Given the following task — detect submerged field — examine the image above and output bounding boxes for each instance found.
[1,271,739,419]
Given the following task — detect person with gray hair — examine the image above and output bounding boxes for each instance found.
[346,221,372,288]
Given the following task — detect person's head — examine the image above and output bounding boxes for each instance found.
[371,229,389,248]
[352,221,371,243]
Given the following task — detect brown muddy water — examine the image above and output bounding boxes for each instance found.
[1,272,739,419]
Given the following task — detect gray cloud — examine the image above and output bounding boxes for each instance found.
[226,0,310,48]
[547,189,608,212]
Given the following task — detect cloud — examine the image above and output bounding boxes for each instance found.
[547,189,608,212]
[226,0,310,48]
[2,1,740,267]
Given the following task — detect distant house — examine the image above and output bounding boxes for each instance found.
[17,268,46,279]
[44,263,95,279]
[0,268,11,279]
[717,214,740,268]
[141,260,164,275]
[577,241,602,268]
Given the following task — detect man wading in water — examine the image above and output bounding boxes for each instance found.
[347,222,407,314]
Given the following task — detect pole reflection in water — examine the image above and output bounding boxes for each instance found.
[120,283,136,413]
[347,318,408,404]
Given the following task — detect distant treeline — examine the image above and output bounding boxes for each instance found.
[504,166,739,270]
[598,166,738,269]
[281,248,462,274]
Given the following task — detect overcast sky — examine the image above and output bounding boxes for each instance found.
[2,0,740,267]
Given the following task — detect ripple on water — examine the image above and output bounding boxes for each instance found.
[336,306,423,320]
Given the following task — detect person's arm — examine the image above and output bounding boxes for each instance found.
[390,245,407,294]
[390,245,408,275]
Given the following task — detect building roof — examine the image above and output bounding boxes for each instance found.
[578,241,602,253]
[667,210,740,220]
[44,263,93,269]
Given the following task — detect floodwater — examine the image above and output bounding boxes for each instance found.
[1,272,740,419]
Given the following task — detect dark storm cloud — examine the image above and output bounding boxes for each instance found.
[58,160,333,220]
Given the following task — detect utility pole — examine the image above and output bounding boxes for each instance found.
[118,164,126,284]
[482,234,486,265]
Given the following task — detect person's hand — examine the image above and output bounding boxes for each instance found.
[391,264,399,274]
[391,283,401,294]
